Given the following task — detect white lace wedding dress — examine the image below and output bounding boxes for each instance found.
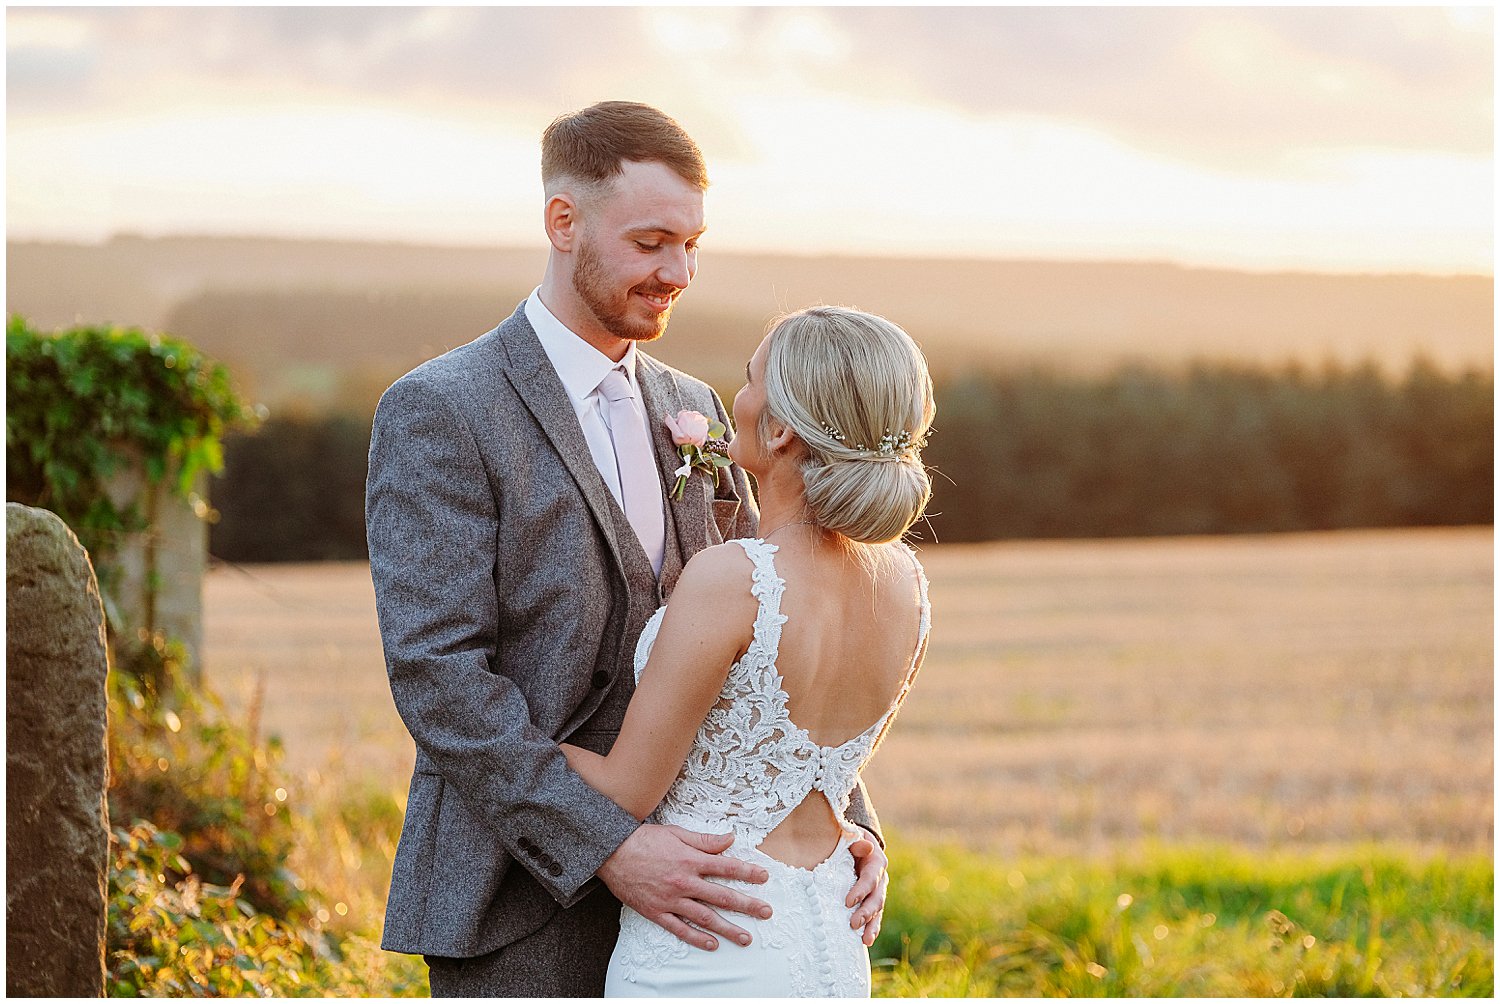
[604,538,930,998]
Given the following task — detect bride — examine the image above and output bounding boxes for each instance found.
[562,305,935,997]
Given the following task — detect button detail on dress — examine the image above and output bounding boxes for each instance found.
[591,670,611,689]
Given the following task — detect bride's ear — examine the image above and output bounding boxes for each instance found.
[764,420,800,455]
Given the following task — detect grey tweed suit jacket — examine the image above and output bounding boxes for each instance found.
[366,302,881,961]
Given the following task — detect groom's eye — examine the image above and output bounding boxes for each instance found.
[634,240,660,252]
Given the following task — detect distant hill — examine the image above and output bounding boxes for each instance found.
[7,235,1491,412]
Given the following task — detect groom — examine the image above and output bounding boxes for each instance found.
[366,102,888,996]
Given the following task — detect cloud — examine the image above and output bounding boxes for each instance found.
[8,7,1488,171]
[5,5,1490,270]
[5,9,106,107]
[10,8,738,123]
[806,7,1492,168]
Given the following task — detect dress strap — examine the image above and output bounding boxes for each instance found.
[856,545,931,749]
[896,543,931,700]
[908,543,931,659]
[731,538,788,666]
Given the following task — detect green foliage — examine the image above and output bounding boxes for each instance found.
[872,843,1494,997]
[108,645,308,921]
[5,315,253,569]
[105,649,428,997]
[108,821,314,997]
[108,822,426,997]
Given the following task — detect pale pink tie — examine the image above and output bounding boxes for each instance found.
[599,367,665,575]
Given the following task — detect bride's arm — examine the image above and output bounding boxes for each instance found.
[562,544,757,819]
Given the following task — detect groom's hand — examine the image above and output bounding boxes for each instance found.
[846,830,889,946]
[597,823,772,952]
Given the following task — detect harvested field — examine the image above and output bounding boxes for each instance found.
[205,526,1493,855]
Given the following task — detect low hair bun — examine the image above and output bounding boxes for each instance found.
[760,306,936,544]
[802,453,932,545]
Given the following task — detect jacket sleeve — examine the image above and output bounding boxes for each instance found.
[845,780,883,848]
[366,374,640,906]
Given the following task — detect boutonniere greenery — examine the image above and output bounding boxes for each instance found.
[663,409,732,500]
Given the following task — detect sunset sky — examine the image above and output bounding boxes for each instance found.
[6,6,1493,274]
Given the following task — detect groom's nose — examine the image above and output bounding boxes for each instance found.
[656,245,694,289]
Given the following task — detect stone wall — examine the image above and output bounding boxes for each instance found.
[6,503,109,997]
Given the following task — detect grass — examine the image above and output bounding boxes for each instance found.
[263,770,1493,997]
[197,527,1494,995]
[272,771,1494,996]
[872,843,1493,997]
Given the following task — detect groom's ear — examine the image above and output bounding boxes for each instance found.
[544,193,578,252]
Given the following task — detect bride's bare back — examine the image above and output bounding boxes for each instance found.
[754,539,928,868]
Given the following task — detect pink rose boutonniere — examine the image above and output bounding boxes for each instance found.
[663,409,732,500]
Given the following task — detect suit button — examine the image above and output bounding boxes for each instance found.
[591,671,610,689]
[517,836,532,851]
[548,862,564,877]
[526,844,542,859]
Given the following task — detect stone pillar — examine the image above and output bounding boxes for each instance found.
[102,460,206,677]
[6,503,109,997]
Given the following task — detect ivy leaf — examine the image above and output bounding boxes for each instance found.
[69,368,97,396]
[5,317,254,565]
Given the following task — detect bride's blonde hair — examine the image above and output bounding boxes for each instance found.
[760,306,935,544]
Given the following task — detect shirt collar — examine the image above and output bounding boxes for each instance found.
[526,287,639,404]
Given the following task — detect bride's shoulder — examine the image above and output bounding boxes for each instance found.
[677,540,759,594]
[659,543,759,641]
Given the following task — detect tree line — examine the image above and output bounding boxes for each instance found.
[207,358,1492,562]
[920,358,1491,542]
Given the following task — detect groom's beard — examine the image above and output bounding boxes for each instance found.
[573,236,676,343]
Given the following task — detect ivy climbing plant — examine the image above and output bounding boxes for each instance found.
[6,315,255,591]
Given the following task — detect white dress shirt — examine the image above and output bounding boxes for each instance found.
[525,289,666,569]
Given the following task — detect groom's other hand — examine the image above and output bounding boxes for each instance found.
[597,823,771,951]
[846,831,889,946]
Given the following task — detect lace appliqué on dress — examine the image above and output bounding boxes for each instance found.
[613,905,691,983]
[615,538,930,995]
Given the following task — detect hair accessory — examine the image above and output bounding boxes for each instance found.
[877,429,914,455]
[817,422,925,461]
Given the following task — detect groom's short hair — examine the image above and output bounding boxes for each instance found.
[542,101,708,195]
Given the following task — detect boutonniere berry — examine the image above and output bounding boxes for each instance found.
[663,409,733,500]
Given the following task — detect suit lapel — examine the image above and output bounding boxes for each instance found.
[637,355,709,569]
[494,307,628,572]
